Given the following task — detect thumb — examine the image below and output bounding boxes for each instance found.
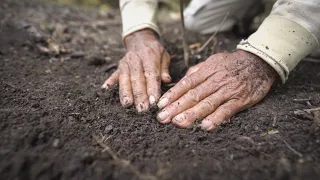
[160,51,171,83]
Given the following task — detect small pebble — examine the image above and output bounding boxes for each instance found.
[104,125,113,134]
[52,139,60,148]
[70,50,85,58]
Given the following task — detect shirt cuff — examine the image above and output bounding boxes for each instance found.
[237,15,318,83]
[120,0,160,39]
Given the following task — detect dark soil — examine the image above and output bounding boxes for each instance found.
[1,1,320,180]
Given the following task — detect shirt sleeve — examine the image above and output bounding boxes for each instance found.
[237,0,320,83]
[120,0,160,39]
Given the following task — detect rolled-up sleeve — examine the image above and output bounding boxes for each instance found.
[120,0,160,39]
[237,0,320,83]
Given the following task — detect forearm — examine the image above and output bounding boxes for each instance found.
[237,0,320,82]
[120,0,160,39]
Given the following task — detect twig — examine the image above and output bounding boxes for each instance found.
[303,107,320,113]
[293,98,311,102]
[3,82,18,89]
[92,134,157,180]
[281,137,303,158]
[311,110,320,132]
[211,37,218,54]
[104,63,117,73]
[68,21,121,28]
[179,0,189,67]
[165,83,177,87]
[93,134,120,160]
[197,12,230,53]
[303,57,320,63]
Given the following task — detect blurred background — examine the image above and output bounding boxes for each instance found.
[42,0,276,32]
[43,0,185,10]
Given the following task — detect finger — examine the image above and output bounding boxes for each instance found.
[141,48,161,106]
[185,62,204,76]
[118,61,133,108]
[102,69,119,89]
[160,51,171,83]
[171,90,227,128]
[201,100,243,131]
[157,68,209,109]
[157,75,223,123]
[127,53,149,112]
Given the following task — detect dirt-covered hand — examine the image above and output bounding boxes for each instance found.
[102,29,171,112]
[156,50,277,130]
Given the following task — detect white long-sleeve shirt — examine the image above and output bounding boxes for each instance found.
[119,0,320,82]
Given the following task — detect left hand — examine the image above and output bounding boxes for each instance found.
[156,50,277,131]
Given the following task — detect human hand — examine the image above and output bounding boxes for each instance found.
[102,29,171,112]
[156,50,277,130]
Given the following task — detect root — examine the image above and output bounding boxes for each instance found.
[197,12,230,53]
[303,107,320,132]
[279,136,303,158]
[165,83,177,87]
[179,0,189,67]
[311,110,320,132]
[92,134,158,180]
[303,107,320,113]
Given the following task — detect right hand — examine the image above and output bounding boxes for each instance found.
[102,29,171,112]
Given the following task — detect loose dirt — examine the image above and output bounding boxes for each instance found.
[1,1,320,180]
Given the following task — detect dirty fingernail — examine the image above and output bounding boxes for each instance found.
[162,73,171,80]
[122,97,131,108]
[173,114,185,123]
[149,95,156,105]
[157,98,168,109]
[157,110,169,122]
[200,120,212,130]
[137,103,147,113]
[101,83,109,89]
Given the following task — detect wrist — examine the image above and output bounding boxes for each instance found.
[237,50,278,81]
[124,29,158,49]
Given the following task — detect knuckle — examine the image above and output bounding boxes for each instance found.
[125,52,140,65]
[221,106,233,117]
[201,99,216,112]
[126,51,137,58]
[133,91,146,100]
[181,77,193,88]
[144,47,155,56]
[191,66,197,71]
[130,78,139,85]
[144,69,158,77]
[119,59,126,66]
[188,67,195,73]
[186,89,200,102]
[131,78,144,86]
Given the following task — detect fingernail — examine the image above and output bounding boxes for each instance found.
[101,83,110,89]
[157,98,168,109]
[149,95,156,105]
[162,73,171,80]
[157,110,169,122]
[137,103,147,113]
[122,97,131,108]
[173,114,185,123]
[200,120,212,130]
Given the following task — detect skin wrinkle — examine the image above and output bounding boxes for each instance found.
[104,28,277,129]
[227,52,275,106]
[160,50,277,130]
[105,29,172,110]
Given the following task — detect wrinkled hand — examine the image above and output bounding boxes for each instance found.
[102,29,171,112]
[156,50,277,131]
